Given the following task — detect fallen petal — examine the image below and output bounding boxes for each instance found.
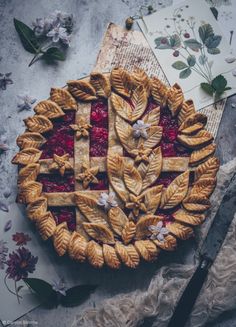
[0,201,9,212]
[225,55,236,64]
[4,220,12,232]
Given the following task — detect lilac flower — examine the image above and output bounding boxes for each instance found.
[52,277,67,296]
[17,94,37,111]
[132,120,150,139]
[0,240,8,270]
[6,247,38,281]
[47,24,70,45]
[97,192,118,210]
[32,17,54,36]
[0,73,13,90]
[148,221,169,243]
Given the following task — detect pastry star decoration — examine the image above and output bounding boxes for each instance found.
[70,117,92,139]
[130,144,152,163]
[76,163,99,188]
[49,153,73,176]
[125,194,147,217]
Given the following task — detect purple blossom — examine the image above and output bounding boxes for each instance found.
[6,247,38,281]
[0,240,8,270]
[0,73,13,90]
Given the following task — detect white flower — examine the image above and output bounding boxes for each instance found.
[52,277,67,296]
[148,221,169,243]
[132,120,150,139]
[47,24,69,44]
[17,95,37,111]
[97,192,118,210]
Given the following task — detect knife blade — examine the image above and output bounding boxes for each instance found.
[167,171,236,327]
[139,172,236,327]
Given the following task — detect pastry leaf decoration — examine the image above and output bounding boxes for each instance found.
[134,240,159,261]
[166,222,194,240]
[115,115,138,152]
[142,107,160,126]
[16,132,46,149]
[24,115,53,133]
[107,154,130,202]
[182,195,211,212]
[34,100,65,119]
[103,244,121,269]
[86,241,104,268]
[189,143,216,166]
[139,126,163,149]
[90,72,111,98]
[110,67,133,98]
[173,209,205,226]
[121,221,136,245]
[26,197,48,221]
[178,100,195,125]
[111,92,133,121]
[177,130,213,148]
[53,222,71,256]
[68,232,88,262]
[75,192,108,224]
[83,223,115,244]
[133,68,151,96]
[142,185,163,214]
[50,88,77,110]
[140,147,163,190]
[124,163,142,195]
[108,207,129,236]
[160,171,190,209]
[12,148,42,165]
[18,163,40,186]
[115,242,140,268]
[195,157,219,181]
[67,80,97,101]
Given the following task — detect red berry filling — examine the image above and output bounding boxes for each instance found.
[90,172,109,190]
[90,99,108,157]
[50,207,76,231]
[154,172,181,188]
[41,111,75,159]
[37,174,75,192]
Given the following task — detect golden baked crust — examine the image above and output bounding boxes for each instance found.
[12,68,219,268]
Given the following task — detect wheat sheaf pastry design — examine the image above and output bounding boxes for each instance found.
[12,68,219,268]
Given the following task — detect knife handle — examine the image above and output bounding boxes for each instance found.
[168,260,210,327]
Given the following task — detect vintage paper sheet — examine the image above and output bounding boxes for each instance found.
[137,0,236,111]
[94,22,226,137]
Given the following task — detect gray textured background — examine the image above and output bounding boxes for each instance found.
[1,0,236,326]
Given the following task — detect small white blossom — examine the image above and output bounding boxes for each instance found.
[97,192,118,210]
[47,24,69,44]
[52,277,67,296]
[148,221,169,243]
[132,120,150,139]
[17,95,37,111]
[32,18,53,36]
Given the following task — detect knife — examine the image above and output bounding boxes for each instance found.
[139,172,236,327]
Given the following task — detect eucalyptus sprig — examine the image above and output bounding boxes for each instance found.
[200,74,231,101]
[23,278,97,308]
[13,14,72,67]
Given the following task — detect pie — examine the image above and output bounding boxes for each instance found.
[12,68,219,268]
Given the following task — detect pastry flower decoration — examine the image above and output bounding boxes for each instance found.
[70,117,92,140]
[49,153,73,176]
[148,221,169,243]
[97,192,118,210]
[132,120,150,139]
[76,163,99,189]
[130,144,152,163]
[125,194,147,217]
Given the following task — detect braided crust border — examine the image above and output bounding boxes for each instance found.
[12,68,219,268]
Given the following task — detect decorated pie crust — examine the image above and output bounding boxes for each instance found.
[12,68,219,269]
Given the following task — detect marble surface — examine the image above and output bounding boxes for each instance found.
[0,0,236,326]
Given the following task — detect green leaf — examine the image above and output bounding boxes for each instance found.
[200,82,215,96]
[210,7,218,20]
[169,34,181,48]
[14,18,40,54]
[184,39,202,51]
[23,278,57,307]
[211,74,227,92]
[154,37,171,49]
[198,54,207,65]
[61,285,97,307]
[42,47,65,62]
[207,47,220,55]
[179,68,192,79]
[224,86,232,91]
[172,61,188,70]
[205,35,222,49]
[198,24,214,43]
[187,55,196,67]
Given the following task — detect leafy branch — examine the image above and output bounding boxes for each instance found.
[23,278,97,308]
[14,18,67,67]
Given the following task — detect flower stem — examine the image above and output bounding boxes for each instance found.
[4,275,22,301]
[15,280,20,304]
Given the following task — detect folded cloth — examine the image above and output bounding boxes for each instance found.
[71,158,236,327]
